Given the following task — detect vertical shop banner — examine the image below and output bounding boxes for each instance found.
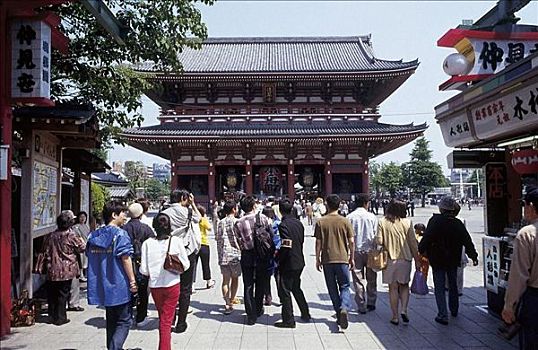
[11,19,51,99]
[80,178,90,216]
[483,236,501,293]
[484,163,509,236]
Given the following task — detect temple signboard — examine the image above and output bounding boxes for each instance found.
[11,19,52,102]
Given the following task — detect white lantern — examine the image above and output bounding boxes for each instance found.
[442,53,472,76]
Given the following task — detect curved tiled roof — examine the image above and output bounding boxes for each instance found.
[122,120,427,139]
[135,36,418,74]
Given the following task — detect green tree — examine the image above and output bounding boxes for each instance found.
[47,0,213,146]
[402,137,448,207]
[368,160,382,197]
[378,162,403,198]
[145,178,169,201]
[91,182,109,222]
[124,161,145,190]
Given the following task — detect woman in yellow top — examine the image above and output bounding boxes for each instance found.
[197,205,215,289]
[376,200,420,326]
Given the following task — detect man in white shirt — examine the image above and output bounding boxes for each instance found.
[346,193,378,314]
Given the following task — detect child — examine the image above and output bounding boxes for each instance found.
[414,223,429,278]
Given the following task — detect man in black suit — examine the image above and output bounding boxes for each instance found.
[274,199,311,328]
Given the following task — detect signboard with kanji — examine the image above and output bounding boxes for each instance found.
[470,81,538,141]
[438,112,476,147]
[470,39,538,75]
[483,236,501,294]
[484,163,508,236]
[11,19,51,100]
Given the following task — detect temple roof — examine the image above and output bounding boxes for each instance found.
[135,36,419,74]
[122,120,427,138]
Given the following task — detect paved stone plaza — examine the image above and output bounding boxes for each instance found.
[2,205,517,349]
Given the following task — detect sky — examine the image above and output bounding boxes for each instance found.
[109,0,538,174]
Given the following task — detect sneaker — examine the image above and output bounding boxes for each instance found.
[300,314,312,322]
[67,306,84,312]
[173,324,188,333]
[401,313,409,323]
[136,319,151,328]
[435,317,448,325]
[274,321,296,328]
[53,319,71,326]
[246,318,256,326]
[338,310,349,330]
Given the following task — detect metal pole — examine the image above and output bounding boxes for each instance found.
[477,169,481,199]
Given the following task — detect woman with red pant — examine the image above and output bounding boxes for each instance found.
[140,213,190,350]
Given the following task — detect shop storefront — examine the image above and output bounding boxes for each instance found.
[436,29,538,315]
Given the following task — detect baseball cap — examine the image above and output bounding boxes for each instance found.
[128,203,144,218]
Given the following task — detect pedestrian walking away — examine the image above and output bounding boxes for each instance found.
[140,213,190,350]
[86,201,137,350]
[418,196,478,326]
[216,200,242,314]
[315,194,354,330]
[376,200,420,326]
[162,189,202,333]
[274,199,310,328]
[347,193,378,314]
[502,186,538,349]
[197,205,215,289]
[233,195,274,325]
[123,202,155,326]
[45,210,86,325]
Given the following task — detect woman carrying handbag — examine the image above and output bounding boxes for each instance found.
[139,213,190,350]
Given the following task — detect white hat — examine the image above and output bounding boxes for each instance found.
[128,203,143,218]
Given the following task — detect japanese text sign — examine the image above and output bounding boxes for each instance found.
[483,236,501,294]
[11,19,51,99]
[471,39,538,75]
[470,81,538,140]
[438,112,475,147]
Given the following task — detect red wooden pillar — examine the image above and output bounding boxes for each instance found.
[287,159,295,200]
[0,5,12,337]
[208,161,215,203]
[362,161,369,194]
[324,161,332,195]
[245,161,253,195]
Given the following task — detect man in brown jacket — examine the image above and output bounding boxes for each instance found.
[503,186,538,349]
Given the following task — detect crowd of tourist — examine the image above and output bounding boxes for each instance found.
[37,186,538,350]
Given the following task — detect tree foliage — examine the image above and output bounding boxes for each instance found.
[401,137,448,206]
[368,160,382,197]
[378,162,403,198]
[145,178,169,201]
[123,160,146,190]
[91,182,109,221]
[46,0,213,146]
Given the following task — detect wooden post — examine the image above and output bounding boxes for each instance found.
[287,160,295,200]
[324,161,332,195]
[208,161,216,203]
[362,161,369,194]
[245,161,253,195]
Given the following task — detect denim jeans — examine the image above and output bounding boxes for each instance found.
[105,302,132,350]
[432,267,458,320]
[323,263,352,314]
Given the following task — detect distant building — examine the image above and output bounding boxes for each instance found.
[112,161,123,173]
[145,166,153,179]
[449,168,473,183]
[153,163,171,182]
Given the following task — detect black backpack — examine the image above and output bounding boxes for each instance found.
[253,213,276,261]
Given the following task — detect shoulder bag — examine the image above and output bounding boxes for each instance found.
[367,222,388,272]
[163,237,184,274]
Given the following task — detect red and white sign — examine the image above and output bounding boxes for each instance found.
[511,149,538,175]
[438,29,538,91]
[11,19,51,101]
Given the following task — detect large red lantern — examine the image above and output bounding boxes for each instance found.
[511,149,538,175]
